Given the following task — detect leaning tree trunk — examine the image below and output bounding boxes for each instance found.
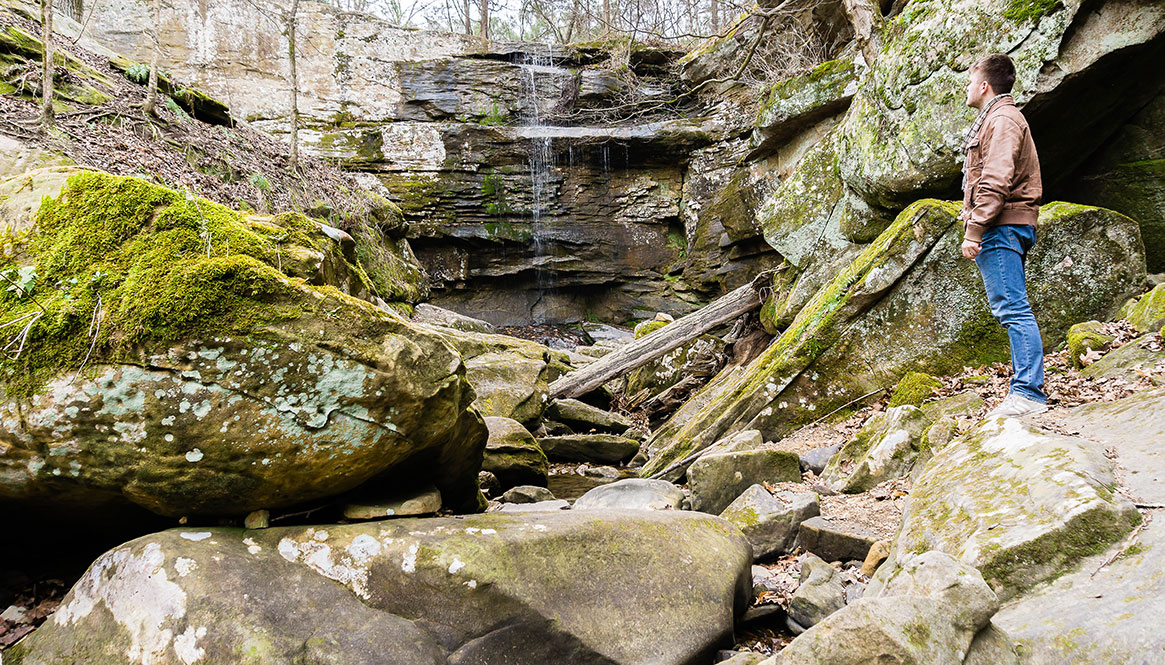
[548,281,764,400]
[39,0,54,131]
[286,0,301,172]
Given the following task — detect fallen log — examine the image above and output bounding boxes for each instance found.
[549,279,766,400]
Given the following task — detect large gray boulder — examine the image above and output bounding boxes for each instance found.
[993,390,1165,664]
[0,171,486,518]
[437,329,569,427]
[821,405,933,493]
[643,201,1145,479]
[687,449,802,515]
[764,551,1001,665]
[482,416,549,489]
[874,418,1141,601]
[7,512,752,665]
[572,479,685,511]
[788,554,845,629]
[720,485,820,560]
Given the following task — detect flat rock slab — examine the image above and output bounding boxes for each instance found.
[573,479,684,511]
[882,418,1141,600]
[8,511,752,665]
[687,449,802,514]
[343,485,443,520]
[1060,389,1165,504]
[545,399,631,435]
[995,515,1165,665]
[796,515,879,563]
[538,434,641,464]
[991,389,1165,663]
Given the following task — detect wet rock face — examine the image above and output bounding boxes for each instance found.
[7,512,752,665]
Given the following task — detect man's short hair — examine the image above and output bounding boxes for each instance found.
[973,54,1016,94]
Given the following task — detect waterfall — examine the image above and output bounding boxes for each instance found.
[518,46,556,319]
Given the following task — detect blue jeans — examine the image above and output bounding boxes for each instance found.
[974,224,1046,403]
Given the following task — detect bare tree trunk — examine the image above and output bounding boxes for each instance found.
[841,0,883,64]
[479,0,490,42]
[287,0,301,172]
[39,0,54,131]
[462,0,472,34]
[143,0,162,116]
[548,282,762,400]
[602,0,610,35]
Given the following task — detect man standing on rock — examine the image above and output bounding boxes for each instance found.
[959,53,1047,418]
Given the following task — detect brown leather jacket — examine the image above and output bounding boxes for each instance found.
[960,97,1042,243]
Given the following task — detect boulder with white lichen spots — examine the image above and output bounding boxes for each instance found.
[0,169,486,519]
[5,510,752,665]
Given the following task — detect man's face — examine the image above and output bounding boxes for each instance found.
[965,69,989,109]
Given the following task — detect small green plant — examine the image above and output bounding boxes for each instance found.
[1,265,36,298]
[165,96,190,122]
[125,63,150,84]
[479,102,507,126]
[248,173,271,191]
[481,171,511,215]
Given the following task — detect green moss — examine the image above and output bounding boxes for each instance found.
[977,506,1141,595]
[888,371,941,408]
[634,320,669,339]
[0,171,342,396]
[1003,0,1064,22]
[481,171,511,216]
[1066,320,1115,368]
[904,618,932,648]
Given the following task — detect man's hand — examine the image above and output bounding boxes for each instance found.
[961,239,981,259]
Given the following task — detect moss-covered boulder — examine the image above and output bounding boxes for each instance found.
[0,170,487,517]
[750,58,860,159]
[821,406,933,493]
[642,201,1145,479]
[920,390,985,421]
[545,398,632,435]
[1124,283,1165,333]
[887,371,941,408]
[720,485,819,560]
[435,328,569,427]
[1066,320,1116,368]
[7,511,752,665]
[875,418,1141,601]
[686,449,802,514]
[1081,333,1164,381]
[482,416,549,490]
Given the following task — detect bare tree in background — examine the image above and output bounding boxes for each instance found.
[286,0,302,171]
[142,0,162,116]
[479,0,490,41]
[39,0,54,131]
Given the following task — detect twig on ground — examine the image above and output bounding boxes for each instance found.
[1091,512,1151,578]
